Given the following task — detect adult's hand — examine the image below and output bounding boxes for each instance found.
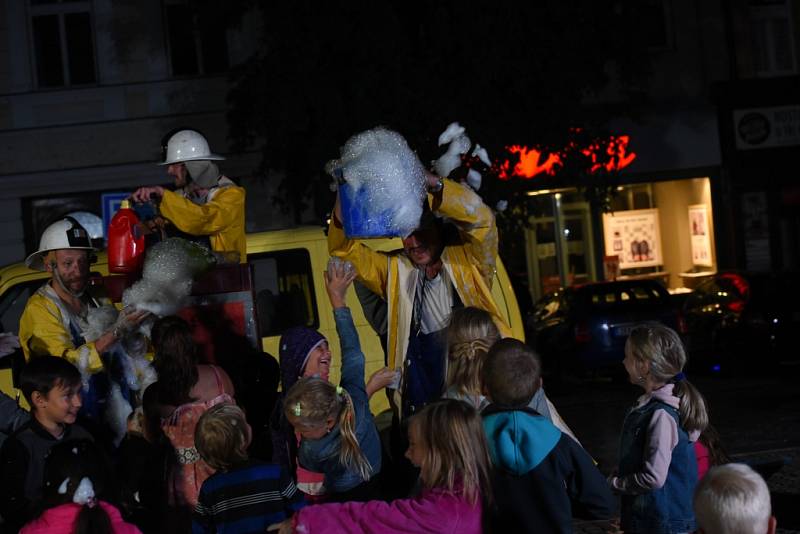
[112,307,151,337]
[0,333,20,358]
[424,169,443,191]
[131,186,165,203]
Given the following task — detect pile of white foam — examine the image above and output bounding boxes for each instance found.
[327,127,428,238]
[123,237,215,318]
[433,122,490,192]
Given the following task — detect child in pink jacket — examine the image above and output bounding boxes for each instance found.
[269,399,491,533]
[20,439,140,534]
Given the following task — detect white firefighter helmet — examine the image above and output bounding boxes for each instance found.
[25,218,96,271]
[160,129,225,165]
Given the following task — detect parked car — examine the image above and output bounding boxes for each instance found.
[682,271,800,373]
[528,279,686,380]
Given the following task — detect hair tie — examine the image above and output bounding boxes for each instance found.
[293,402,302,417]
[672,372,686,383]
[453,339,490,361]
[336,385,344,396]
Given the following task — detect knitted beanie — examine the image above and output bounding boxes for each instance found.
[279,327,326,392]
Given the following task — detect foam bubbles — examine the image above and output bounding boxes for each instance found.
[327,127,427,238]
[122,238,215,317]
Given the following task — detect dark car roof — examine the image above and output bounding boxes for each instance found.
[566,279,669,310]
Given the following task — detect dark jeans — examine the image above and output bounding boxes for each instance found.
[402,328,447,417]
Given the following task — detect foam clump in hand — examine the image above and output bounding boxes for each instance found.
[327,257,355,276]
[327,127,427,238]
[122,238,215,317]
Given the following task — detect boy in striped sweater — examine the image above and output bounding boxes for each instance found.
[192,403,305,533]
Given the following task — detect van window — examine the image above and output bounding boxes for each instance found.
[250,249,319,337]
[0,281,43,333]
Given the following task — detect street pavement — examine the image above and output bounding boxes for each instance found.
[550,367,800,532]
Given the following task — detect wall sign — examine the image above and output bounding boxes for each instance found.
[741,192,771,272]
[733,105,800,150]
[602,209,662,269]
[688,204,713,267]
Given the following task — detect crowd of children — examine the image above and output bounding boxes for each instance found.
[0,257,727,534]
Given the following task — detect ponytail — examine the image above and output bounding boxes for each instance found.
[285,377,374,482]
[74,503,114,534]
[673,378,708,434]
[627,324,709,434]
[335,387,373,482]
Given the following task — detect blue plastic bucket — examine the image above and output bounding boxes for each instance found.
[339,182,396,238]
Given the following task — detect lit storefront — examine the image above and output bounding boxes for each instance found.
[523,177,717,302]
[492,124,722,303]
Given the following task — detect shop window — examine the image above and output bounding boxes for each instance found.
[29,0,97,88]
[250,249,318,337]
[164,0,230,76]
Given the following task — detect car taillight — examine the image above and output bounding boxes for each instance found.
[676,311,688,334]
[575,322,591,343]
[727,299,745,314]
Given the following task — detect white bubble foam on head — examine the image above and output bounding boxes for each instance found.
[58,478,70,495]
[327,127,427,237]
[72,477,95,505]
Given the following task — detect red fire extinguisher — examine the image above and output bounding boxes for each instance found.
[108,199,145,274]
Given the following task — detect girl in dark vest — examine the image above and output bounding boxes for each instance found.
[610,324,708,534]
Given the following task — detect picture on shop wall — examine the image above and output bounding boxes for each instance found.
[602,209,663,270]
[689,204,713,267]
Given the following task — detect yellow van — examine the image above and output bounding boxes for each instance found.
[0,227,524,414]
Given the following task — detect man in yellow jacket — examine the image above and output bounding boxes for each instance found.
[132,130,246,263]
[329,172,510,416]
[19,218,147,430]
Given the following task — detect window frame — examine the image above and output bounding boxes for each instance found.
[161,0,231,77]
[27,0,98,89]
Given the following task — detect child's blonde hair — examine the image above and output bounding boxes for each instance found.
[408,399,493,506]
[195,403,250,471]
[626,323,708,434]
[446,307,500,398]
[284,377,373,481]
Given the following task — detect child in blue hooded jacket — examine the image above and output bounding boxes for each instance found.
[481,338,614,534]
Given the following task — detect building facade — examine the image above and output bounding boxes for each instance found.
[0,0,287,266]
[517,0,799,303]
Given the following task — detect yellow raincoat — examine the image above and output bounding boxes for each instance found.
[328,178,511,374]
[159,177,247,263]
[19,283,106,373]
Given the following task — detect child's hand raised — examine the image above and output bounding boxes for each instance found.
[325,258,357,309]
[366,367,400,397]
[267,518,293,534]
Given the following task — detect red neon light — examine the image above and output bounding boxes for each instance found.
[498,134,636,180]
[502,145,562,179]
